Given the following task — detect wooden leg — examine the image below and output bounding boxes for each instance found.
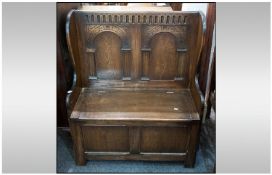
[70,121,86,165]
[185,121,200,168]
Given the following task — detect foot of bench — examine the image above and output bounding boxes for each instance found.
[184,121,200,168]
[75,157,86,166]
[71,122,86,166]
[184,156,196,168]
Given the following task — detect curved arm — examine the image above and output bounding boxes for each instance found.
[191,75,205,116]
[65,9,81,117]
[66,9,76,73]
[189,12,206,117]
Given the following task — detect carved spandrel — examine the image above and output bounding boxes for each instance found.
[142,25,187,49]
[85,25,130,49]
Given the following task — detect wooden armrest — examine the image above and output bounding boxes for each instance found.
[190,75,205,117]
[66,86,81,118]
[65,9,83,118]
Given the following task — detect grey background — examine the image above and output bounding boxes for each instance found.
[216,3,270,173]
[2,2,56,173]
[2,2,271,173]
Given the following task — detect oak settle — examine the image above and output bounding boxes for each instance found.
[66,6,204,167]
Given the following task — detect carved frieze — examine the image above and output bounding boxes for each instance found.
[84,13,188,25]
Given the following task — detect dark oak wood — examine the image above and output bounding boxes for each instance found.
[57,3,81,127]
[129,127,141,154]
[82,125,130,152]
[72,89,197,113]
[70,121,86,165]
[140,126,189,153]
[66,6,204,167]
[57,38,69,127]
[185,121,201,167]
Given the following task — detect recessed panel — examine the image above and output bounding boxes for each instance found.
[149,33,178,80]
[141,126,189,153]
[95,32,122,79]
[82,125,129,152]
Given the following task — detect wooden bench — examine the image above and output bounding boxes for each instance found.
[66,6,204,167]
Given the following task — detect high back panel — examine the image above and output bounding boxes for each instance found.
[67,10,204,88]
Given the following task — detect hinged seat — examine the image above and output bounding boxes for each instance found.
[71,87,199,121]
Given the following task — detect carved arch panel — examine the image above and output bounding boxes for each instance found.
[85,25,132,80]
[94,32,122,80]
[141,26,188,81]
[149,33,178,80]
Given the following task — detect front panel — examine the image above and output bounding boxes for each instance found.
[81,125,130,152]
[80,124,191,155]
[140,126,189,153]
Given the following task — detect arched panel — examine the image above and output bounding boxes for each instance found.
[142,25,187,49]
[94,32,122,80]
[149,32,177,80]
[86,25,130,49]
